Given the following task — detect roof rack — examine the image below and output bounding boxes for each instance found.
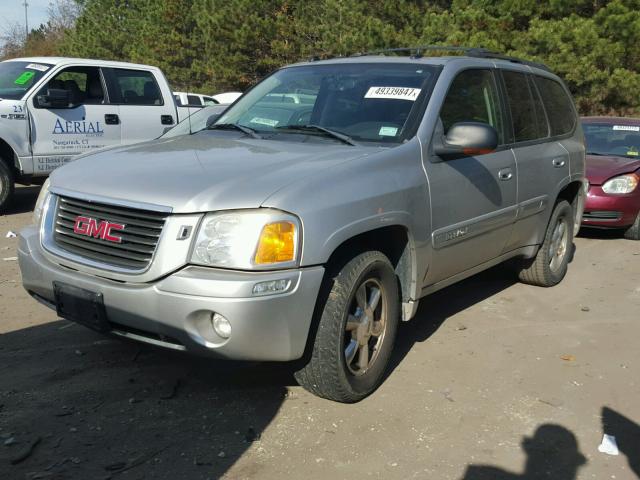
[350,45,550,72]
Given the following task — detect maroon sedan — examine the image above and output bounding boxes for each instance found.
[582,116,640,240]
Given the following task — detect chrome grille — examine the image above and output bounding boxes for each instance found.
[53,196,168,270]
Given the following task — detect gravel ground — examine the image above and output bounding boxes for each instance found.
[1,185,639,480]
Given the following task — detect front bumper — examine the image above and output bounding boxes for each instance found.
[18,225,325,361]
[582,185,640,228]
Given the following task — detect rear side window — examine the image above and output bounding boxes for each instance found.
[534,76,576,136]
[502,70,548,142]
[187,94,203,106]
[440,69,505,144]
[106,68,163,105]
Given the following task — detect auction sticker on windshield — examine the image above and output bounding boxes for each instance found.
[365,87,421,101]
[612,125,640,132]
[26,63,50,72]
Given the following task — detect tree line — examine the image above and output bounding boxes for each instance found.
[2,0,639,116]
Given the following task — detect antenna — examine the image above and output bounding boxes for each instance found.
[23,1,29,41]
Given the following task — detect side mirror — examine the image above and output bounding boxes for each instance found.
[38,88,71,109]
[433,122,498,159]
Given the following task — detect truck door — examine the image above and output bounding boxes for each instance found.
[27,65,121,174]
[103,68,177,144]
[423,68,517,284]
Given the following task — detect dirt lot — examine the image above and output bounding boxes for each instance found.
[1,185,639,480]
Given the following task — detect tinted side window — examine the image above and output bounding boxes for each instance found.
[107,68,163,105]
[534,76,576,136]
[186,94,203,106]
[502,70,549,142]
[440,69,504,144]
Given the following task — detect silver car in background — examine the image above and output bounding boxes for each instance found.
[19,47,586,403]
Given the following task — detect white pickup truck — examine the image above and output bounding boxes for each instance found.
[0,57,193,210]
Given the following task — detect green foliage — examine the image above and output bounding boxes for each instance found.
[34,0,640,115]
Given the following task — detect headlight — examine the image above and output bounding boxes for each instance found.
[32,178,51,224]
[191,209,300,269]
[601,173,639,194]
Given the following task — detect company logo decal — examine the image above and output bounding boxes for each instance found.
[53,119,104,135]
[73,216,125,243]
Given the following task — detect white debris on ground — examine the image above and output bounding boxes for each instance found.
[597,434,619,456]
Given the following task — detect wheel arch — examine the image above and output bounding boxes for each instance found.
[0,137,18,175]
[555,176,586,236]
[320,223,418,316]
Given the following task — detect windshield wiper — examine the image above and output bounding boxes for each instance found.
[586,151,609,156]
[275,124,357,146]
[207,123,262,139]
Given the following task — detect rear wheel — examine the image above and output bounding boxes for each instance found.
[0,159,15,213]
[624,212,640,240]
[517,200,573,287]
[294,251,400,403]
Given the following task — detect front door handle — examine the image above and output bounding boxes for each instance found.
[498,168,513,181]
[161,115,174,125]
[552,157,566,168]
[104,113,119,125]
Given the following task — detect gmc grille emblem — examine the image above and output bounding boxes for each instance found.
[73,216,125,243]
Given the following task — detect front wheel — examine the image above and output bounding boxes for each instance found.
[294,251,400,403]
[0,160,15,213]
[517,200,574,287]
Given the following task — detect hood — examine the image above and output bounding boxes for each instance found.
[585,154,640,185]
[50,131,375,213]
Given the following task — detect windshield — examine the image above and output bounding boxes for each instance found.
[217,63,436,144]
[583,122,640,159]
[160,105,228,138]
[0,61,52,100]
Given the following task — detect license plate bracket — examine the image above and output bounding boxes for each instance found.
[53,282,109,332]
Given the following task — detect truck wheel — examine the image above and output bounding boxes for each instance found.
[294,251,400,403]
[0,159,15,213]
[517,200,574,287]
[623,213,640,240]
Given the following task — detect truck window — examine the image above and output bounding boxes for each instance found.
[106,68,163,106]
[534,76,576,136]
[502,70,549,142]
[202,96,218,106]
[440,69,505,144]
[187,94,203,106]
[34,66,105,107]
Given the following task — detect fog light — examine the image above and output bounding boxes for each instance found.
[211,313,231,339]
[252,279,291,296]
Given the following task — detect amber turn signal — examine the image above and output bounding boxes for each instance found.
[254,221,296,264]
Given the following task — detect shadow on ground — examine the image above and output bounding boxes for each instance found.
[602,407,640,478]
[461,424,587,480]
[388,264,517,376]
[0,320,288,479]
[578,226,626,240]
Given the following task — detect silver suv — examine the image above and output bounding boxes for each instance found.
[19,47,586,403]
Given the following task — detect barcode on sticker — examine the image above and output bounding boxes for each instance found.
[365,87,421,101]
[612,125,640,132]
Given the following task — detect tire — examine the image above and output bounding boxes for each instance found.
[294,251,400,403]
[0,159,15,213]
[623,213,640,240]
[517,200,574,287]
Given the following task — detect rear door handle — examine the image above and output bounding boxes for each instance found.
[498,168,513,181]
[552,157,566,168]
[104,113,119,125]
[161,115,174,125]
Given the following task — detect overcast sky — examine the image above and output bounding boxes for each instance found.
[1,0,51,36]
